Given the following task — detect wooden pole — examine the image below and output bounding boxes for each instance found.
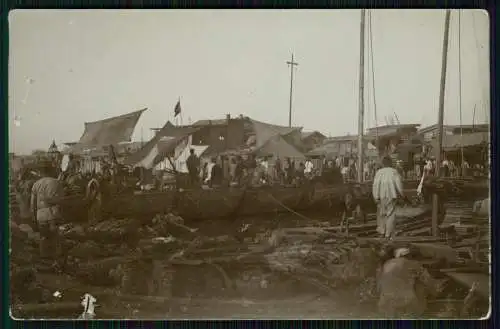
[472,104,476,131]
[357,9,366,183]
[432,9,452,237]
[458,9,465,171]
[287,53,299,127]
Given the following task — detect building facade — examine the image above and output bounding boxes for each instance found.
[418,124,489,142]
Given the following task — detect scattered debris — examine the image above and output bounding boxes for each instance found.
[10,195,490,319]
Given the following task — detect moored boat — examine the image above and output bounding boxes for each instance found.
[57,180,362,223]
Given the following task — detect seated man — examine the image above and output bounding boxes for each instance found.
[339,191,366,234]
[377,247,446,318]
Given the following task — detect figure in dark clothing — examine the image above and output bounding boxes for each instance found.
[243,155,257,185]
[275,156,284,184]
[440,160,450,178]
[210,160,223,187]
[286,158,295,184]
[418,157,425,178]
[234,156,244,185]
[296,162,306,184]
[245,155,257,170]
[321,163,343,185]
[186,149,200,186]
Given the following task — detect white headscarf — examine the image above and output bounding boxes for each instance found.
[394,247,410,258]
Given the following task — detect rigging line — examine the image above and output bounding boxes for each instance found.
[458,10,464,167]
[368,10,379,144]
[471,11,489,123]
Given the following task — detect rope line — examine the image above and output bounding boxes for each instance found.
[266,192,314,222]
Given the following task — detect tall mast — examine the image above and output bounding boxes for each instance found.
[432,9,452,237]
[435,9,452,176]
[357,9,366,183]
[458,10,465,170]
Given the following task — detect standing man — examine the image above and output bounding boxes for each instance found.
[372,156,405,240]
[210,157,224,188]
[186,149,200,187]
[461,158,470,177]
[275,156,283,184]
[30,165,64,265]
[335,157,342,169]
[244,154,258,185]
[284,157,294,184]
[86,174,102,224]
[363,160,370,181]
[234,156,244,185]
[259,156,270,184]
[441,157,450,177]
[304,157,314,180]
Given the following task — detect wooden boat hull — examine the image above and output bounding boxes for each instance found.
[104,191,176,219]
[58,176,488,223]
[176,188,245,220]
[307,184,352,212]
[238,186,308,217]
[59,181,375,222]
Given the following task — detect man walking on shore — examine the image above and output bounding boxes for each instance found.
[372,156,405,240]
[30,165,64,266]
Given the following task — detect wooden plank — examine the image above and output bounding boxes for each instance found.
[281,227,331,235]
[444,272,490,299]
[325,221,377,232]
[403,227,431,236]
[359,236,445,244]
[394,206,431,219]
[440,267,489,275]
[410,242,459,263]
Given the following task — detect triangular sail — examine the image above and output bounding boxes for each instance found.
[77,108,147,147]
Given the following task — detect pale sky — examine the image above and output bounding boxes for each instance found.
[8,9,489,155]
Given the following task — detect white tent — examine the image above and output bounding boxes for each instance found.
[154,135,209,173]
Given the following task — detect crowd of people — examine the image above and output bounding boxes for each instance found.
[396,155,488,181]
[184,150,396,188]
[186,150,336,188]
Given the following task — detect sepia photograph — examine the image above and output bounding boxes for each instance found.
[8,9,490,319]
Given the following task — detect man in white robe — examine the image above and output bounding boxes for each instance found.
[304,158,314,179]
[372,156,404,239]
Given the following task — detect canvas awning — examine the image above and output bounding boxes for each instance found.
[133,135,187,169]
[124,121,201,167]
[254,134,305,159]
[249,119,302,148]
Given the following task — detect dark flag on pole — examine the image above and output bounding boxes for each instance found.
[174,99,181,117]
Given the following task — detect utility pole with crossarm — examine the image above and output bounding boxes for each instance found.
[287,53,299,128]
